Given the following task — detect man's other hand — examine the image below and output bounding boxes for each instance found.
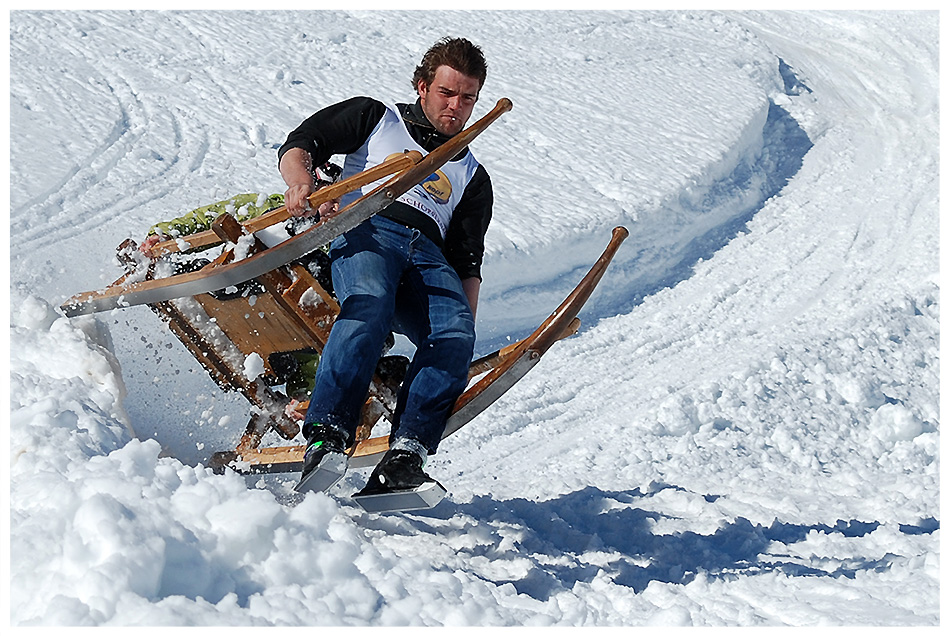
[285,183,317,218]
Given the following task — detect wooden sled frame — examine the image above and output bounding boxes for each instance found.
[105,152,428,472]
[108,151,424,465]
[65,96,628,475]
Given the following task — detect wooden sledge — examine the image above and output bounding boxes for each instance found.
[60,96,628,475]
[104,220,625,476]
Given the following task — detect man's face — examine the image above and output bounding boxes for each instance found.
[417,65,480,136]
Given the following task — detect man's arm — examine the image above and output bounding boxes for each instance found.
[444,166,492,317]
[280,148,317,217]
[461,277,480,319]
[278,97,389,217]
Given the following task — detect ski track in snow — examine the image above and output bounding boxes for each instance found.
[8,10,939,626]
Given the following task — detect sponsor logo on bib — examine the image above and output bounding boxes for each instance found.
[420,170,452,204]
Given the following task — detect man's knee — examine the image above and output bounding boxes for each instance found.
[430,316,476,361]
[337,291,394,321]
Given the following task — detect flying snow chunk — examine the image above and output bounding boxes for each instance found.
[243,352,265,380]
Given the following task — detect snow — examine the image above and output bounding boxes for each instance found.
[6,9,940,626]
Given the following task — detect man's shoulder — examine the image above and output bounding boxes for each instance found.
[315,97,391,139]
[395,101,420,122]
[343,95,386,106]
[332,95,388,115]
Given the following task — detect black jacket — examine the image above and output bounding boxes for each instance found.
[278,97,493,280]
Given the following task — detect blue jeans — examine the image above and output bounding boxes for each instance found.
[303,216,476,454]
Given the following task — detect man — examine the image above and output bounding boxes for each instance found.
[278,37,493,500]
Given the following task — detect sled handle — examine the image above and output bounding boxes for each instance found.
[528,225,629,355]
[146,98,512,259]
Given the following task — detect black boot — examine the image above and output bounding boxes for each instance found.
[357,447,439,497]
[353,444,447,512]
[294,424,348,494]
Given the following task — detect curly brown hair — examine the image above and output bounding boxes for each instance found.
[412,37,488,91]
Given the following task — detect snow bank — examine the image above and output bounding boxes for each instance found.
[8,297,463,625]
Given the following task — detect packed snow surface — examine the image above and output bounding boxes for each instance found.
[8,10,939,626]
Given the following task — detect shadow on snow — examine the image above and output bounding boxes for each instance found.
[407,484,938,601]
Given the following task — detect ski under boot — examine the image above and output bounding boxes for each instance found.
[353,447,447,512]
[294,425,348,494]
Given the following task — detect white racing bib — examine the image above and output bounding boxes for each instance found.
[339,102,480,239]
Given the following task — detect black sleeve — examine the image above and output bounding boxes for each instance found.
[277,96,387,167]
[443,165,493,281]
